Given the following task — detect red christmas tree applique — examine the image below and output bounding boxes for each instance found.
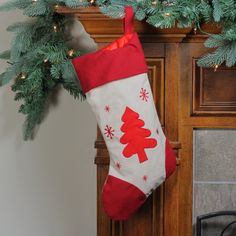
[120,107,157,163]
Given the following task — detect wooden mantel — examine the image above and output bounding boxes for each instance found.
[57,6,220,43]
[57,6,236,236]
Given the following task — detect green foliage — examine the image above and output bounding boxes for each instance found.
[11,68,48,140]
[0,0,32,11]
[0,61,23,86]
[23,1,51,16]
[64,0,90,8]
[97,0,236,67]
[198,36,236,67]
[0,50,11,59]
[0,0,85,140]
[61,60,85,99]
[198,1,213,23]
[1,0,236,140]
[212,0,223,22]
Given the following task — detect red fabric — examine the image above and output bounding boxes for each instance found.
[102,175,146,220]
[165,139,177,178]
[103,33,133,51]
[72,6,147,93]
[72,32,148,93]
[120,107,157,163]
[123,6,134,34]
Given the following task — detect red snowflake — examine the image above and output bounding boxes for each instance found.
[143,175,148,182]
[105,105,110,112]
[115,162,121,169]
[139,88,149,102]
[104,125,115,139]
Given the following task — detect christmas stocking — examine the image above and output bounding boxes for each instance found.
[72,6,176,220]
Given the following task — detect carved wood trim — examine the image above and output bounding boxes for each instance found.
[56,6,221,43]
[94,140,181,166]
[147,58,165,125]
[95,140,181,150]
[192,59,236,115]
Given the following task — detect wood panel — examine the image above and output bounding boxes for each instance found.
[193,60,236,115]
[94,56,174,236]
[164,43,180,236]
[147,58,165,125]
[179,43,236,236]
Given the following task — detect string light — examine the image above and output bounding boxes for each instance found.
[163,1,175,7]
[53,24,58,32]
[194,27,197,35]
[20,73,27,80]
[68,49,75,57]
[54,4,59,9]
[44,59,48,63]
[152,1,157,5]
[164,12,171,16]
[214,64,219,72]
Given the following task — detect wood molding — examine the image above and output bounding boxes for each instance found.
[192,59,236,115]
[94,140,181,165]
[56,6,221,43]
[147,58,165,125]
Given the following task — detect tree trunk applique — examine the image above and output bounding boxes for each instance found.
[120,107,157,163]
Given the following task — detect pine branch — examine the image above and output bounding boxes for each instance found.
[212,0,223,22]
[61,60,85,100]
[64,0,90,8]
[62,79,85,100]
[204,34,226,48]
[0,0,32,11]
[0,61,23,86]
[197,42,233,67]
[23,1,51,16]
[12,68,48,140]
[0,50,11,60]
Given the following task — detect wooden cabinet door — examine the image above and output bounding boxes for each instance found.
[95,49,166,236]
[95,42,181,236]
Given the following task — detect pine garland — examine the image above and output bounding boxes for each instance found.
[0,0,85,140]
[0,0,236,140]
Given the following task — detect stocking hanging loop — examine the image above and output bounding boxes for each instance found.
[123,6,134,34]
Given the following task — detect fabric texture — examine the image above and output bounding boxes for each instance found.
[72,6,176,221]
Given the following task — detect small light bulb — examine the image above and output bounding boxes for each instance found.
[194,27,197,35]
[214,64,219,72]
[53,25,58,32]
[44,59,48,63]
[20,73,27,80]
[68,49,75,57]
[152,1,157,5]
[32,0,37,3]
[54,4,59,9]
[165,12,171,16]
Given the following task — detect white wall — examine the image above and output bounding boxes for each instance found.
[0,2,97,236]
